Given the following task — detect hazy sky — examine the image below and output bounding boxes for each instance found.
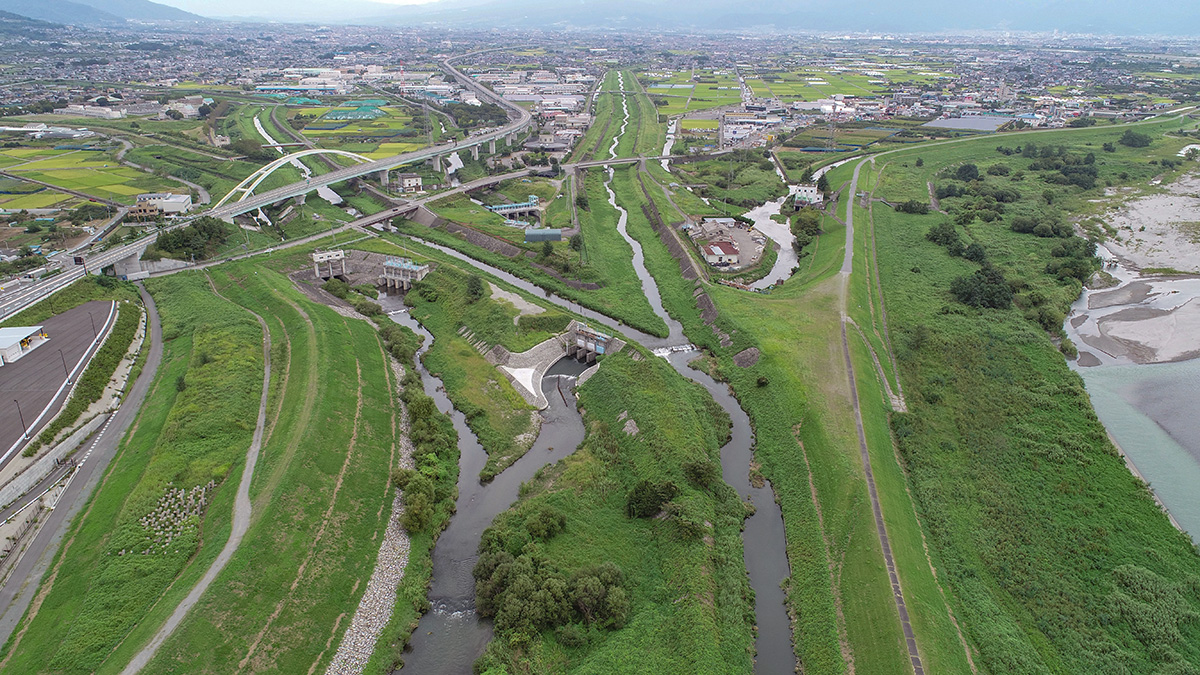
[156,0,436,19]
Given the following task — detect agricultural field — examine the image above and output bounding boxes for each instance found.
[1,145,187,205]
[287,104,431,157]
[641,69,743,116]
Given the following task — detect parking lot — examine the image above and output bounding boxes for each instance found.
[0,300,116,468]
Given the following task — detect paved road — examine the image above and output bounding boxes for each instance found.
[0,284,161,648]
[121,288,272,675]
[0,300,117,470]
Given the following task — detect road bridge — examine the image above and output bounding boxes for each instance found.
[200,54,533,220]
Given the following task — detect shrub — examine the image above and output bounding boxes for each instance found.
[926,221,961,248]
[963,242,987,263]
[683,460,720,487]
[896,199,930,215]
[1119,129,1151,148]
[525,505,567,540]
[956,163,980,181]
[950,266,1013,308]
[625,479,680,518]
[322,278,350,299]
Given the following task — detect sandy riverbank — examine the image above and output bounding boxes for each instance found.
[1100,173,1200,272]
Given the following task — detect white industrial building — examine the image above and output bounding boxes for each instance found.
[794,184,824,206]
[52,105,125,120]
[136,193,192,214]
[702,241,740,266]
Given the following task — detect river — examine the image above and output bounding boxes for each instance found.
[1063,247,1200,542]
[393,74,796,673]
[386,297,588,674]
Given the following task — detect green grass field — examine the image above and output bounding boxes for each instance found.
[0,273,263,674]
[858,117,1200,673]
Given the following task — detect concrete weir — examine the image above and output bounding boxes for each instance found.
[486,321,624,409]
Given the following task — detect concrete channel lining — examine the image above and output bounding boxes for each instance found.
[493,335,567,410]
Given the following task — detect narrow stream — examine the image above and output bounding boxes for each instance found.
[394,71,795,671]
[661,119,677,171]
[385,295,588,674]
[748,156,855,290]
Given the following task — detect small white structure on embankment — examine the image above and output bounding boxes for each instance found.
[0,326,47,365]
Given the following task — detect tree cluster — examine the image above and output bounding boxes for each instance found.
[950,266,1013,309]
[229,138,276,162]
[473,506,630,637]
[442,102,508,130]
[791,208,822,255]
[152,216,228,261]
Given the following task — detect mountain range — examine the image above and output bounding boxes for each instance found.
[357,0,1200,35]
[0,0,202,24]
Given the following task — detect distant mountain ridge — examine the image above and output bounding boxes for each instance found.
[0,0,202,24]
[350,0,1200,35]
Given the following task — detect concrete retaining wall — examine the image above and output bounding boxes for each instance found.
[0,413,108,509]
[492,336,566,409]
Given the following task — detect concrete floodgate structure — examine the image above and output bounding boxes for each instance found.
[379,256,431,291]
[486,320,624,409]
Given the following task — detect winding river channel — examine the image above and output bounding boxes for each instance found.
[1063,246,1200,542]
[393,77,795,674]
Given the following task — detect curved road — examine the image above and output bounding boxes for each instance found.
[0,284,162,647]
[120,280,272,675]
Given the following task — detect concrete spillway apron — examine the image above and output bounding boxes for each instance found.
[840,159,926,675]
[121,300,272,675]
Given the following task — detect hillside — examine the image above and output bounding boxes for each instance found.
[0,0,201,24]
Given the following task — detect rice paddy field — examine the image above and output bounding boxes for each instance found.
[744,63,953,102]
[641,69,743,115]
[286,105,432,157]
[0,145,184,206]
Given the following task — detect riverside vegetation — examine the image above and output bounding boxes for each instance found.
[472,351,756,674]
[865,119,1200,673]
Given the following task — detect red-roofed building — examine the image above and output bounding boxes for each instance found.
[701,240,739,266]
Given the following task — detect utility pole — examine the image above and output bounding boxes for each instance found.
[14,399,28,440]
[89,313,97,339]
[58,348,71,385]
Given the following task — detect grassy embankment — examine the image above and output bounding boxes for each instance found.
[864,121,1200,673]
[569,71,618,164]
[473,350,756,675]
[0,273,263,674]
[397,167,669,338]
[406,261,572,480]
[125,264,404,674]
[615,156,945,673]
